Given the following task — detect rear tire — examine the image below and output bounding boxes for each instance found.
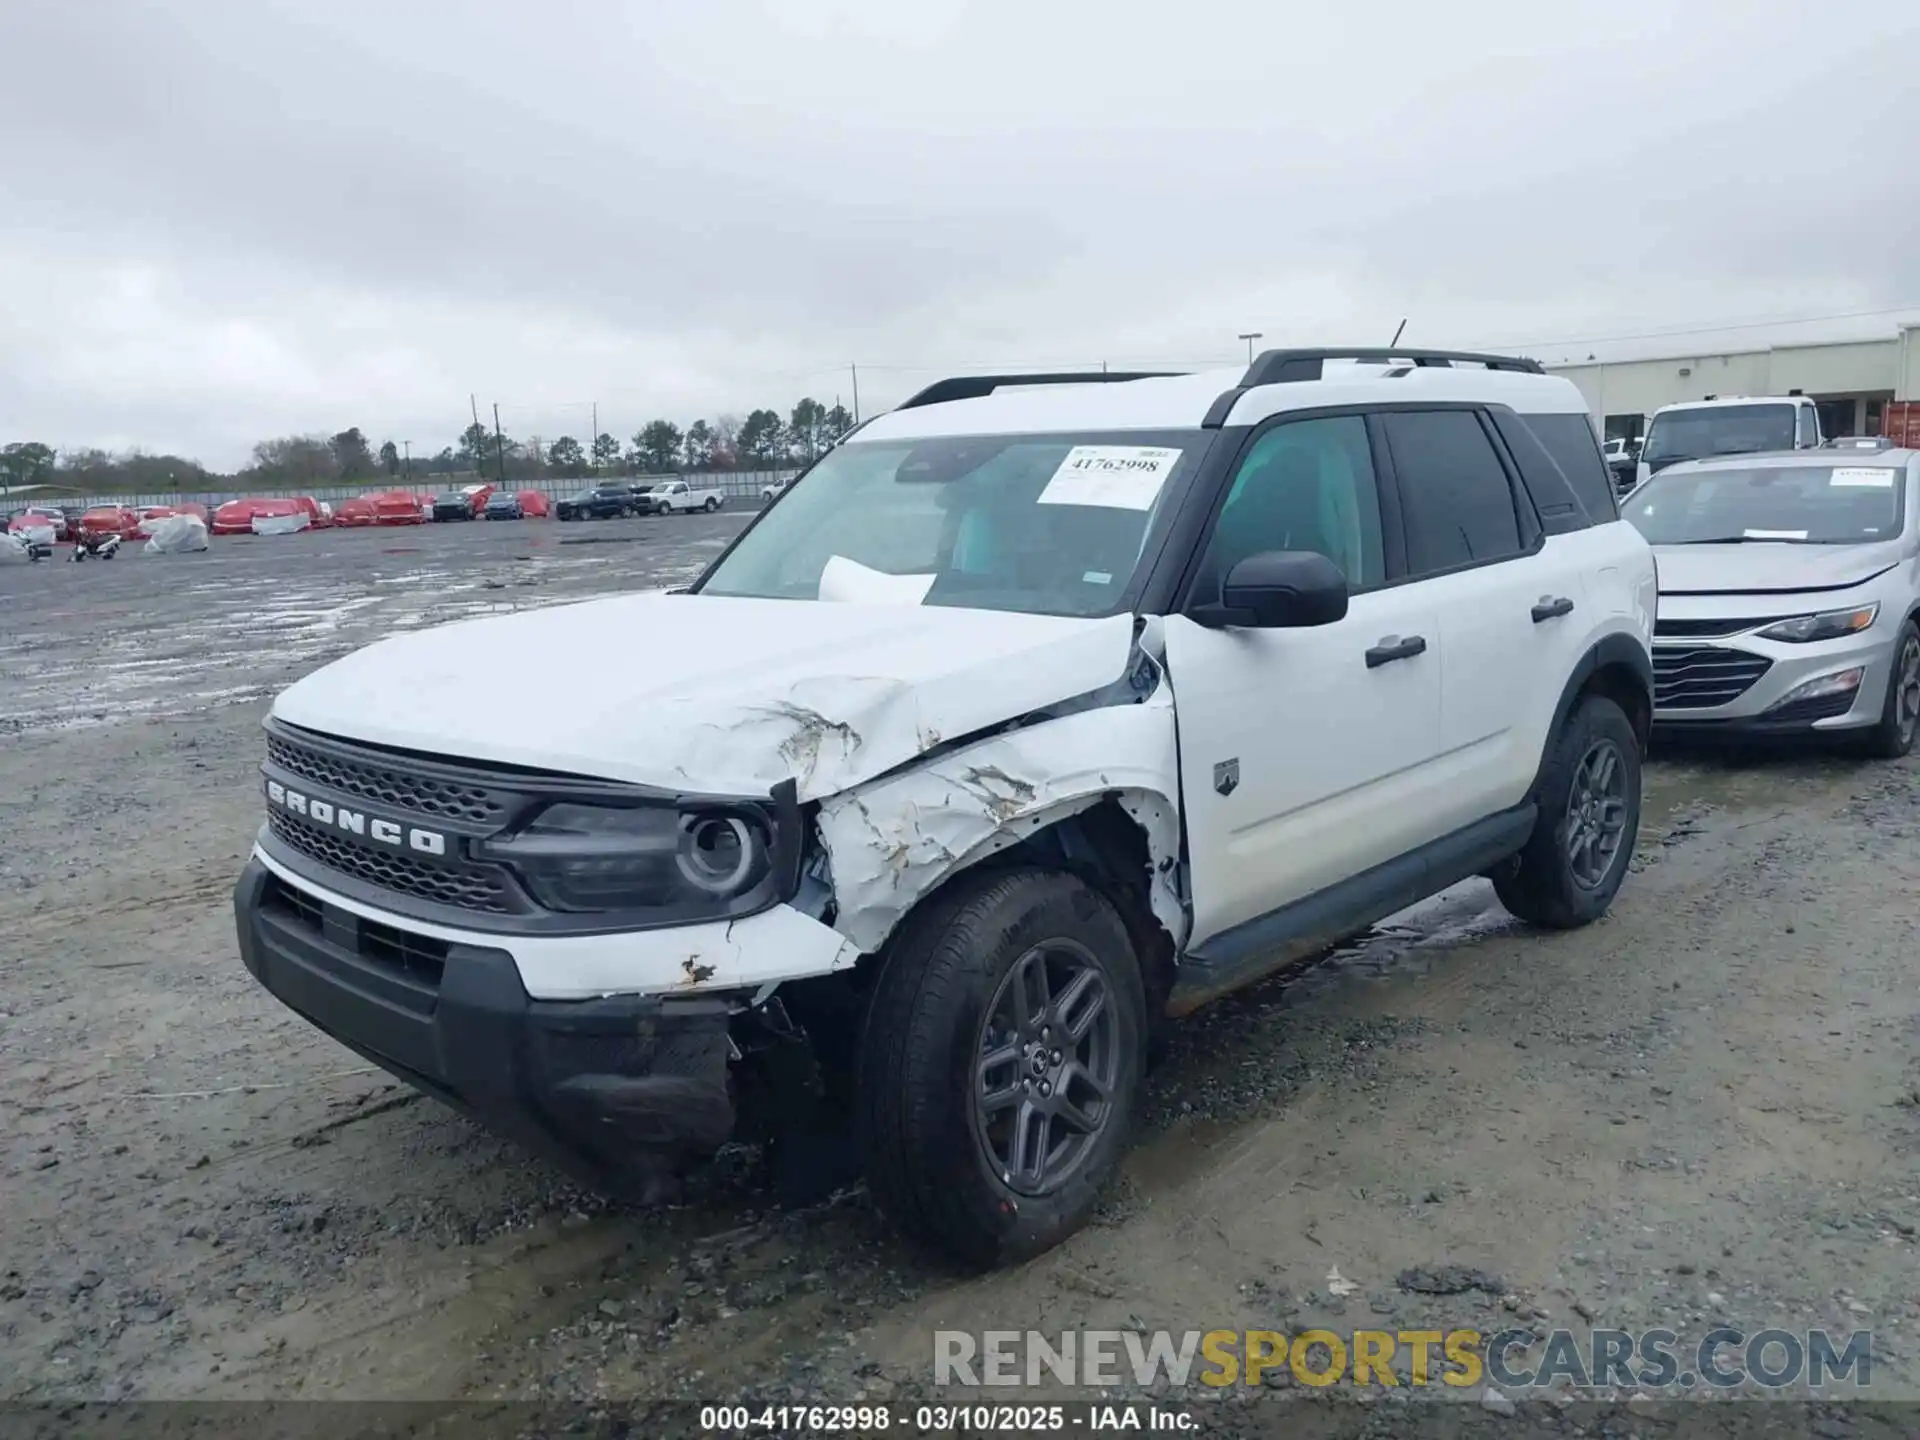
[1492,694,1641,929]
[706,496,721,512]
[857,868,1145,1270]
[1860,621,1920,760]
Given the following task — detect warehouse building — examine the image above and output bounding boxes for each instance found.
[1547,322,1920,446]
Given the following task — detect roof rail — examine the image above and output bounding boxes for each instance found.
[895,371,1184,411]
[1241,347,1545,385]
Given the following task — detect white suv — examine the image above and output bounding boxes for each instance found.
[234,348,1655,1269]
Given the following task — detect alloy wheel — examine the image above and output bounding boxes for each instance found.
[1565,738,1628,890]
[973,941,1119,1197]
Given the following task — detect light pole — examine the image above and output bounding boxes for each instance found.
[1238,332,1263,364]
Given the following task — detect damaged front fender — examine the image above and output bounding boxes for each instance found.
[814,689,1185,955]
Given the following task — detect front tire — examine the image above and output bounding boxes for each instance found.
[858,868,1146,1270]
[1861,620,1920,759]
[1492,694,1641,929]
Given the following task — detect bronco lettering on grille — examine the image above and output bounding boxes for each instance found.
[265,779,448,856]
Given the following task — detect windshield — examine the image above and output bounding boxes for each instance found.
[697,429,1210,617]
[436,492,464,503]
[1643,404,1796,464]
[1623,463,1905,545]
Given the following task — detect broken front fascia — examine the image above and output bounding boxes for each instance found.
[813,679,1185,956]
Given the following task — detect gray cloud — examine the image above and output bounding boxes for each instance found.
[3,0,1916,467]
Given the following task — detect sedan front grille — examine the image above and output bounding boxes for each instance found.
[1653,646,1773,710]
[1654,616,1780,640]
[266,809,516,913]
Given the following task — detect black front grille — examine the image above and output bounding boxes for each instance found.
[1654,616,1780,640]
[1763,688,1860,725]
[267,809,514,913]
[266,733,508,825]
[1654,646,1773,709]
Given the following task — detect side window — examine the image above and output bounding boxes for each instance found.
[1193,415,1384,598]
[1382,411,1523,575]
[1519,411,1618,521]
[1796,405,1817,447]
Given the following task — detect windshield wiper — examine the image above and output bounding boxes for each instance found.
[1667,534,1802,545]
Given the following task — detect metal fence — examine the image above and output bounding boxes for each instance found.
[33,468,802,515]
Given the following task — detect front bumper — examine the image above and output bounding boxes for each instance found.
[234,859,737,1195]
[1651,626,1897,735]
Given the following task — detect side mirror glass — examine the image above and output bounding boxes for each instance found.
[1195,550,1349,629]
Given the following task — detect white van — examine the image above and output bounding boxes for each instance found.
[1634,395,1822,490]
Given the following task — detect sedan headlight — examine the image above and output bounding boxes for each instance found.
[479,800,788,916]
[1755,604,1879,644]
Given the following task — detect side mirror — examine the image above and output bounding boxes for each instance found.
[1193,550,1349,629]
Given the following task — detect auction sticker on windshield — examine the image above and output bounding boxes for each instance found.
[1830,468,1897,487]
[1039,446,1183,510]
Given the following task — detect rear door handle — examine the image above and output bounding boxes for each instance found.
[1531,596,1575,623]
[1365,635,1427,668]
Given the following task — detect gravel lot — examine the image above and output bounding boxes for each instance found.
[3,515,1918,1426]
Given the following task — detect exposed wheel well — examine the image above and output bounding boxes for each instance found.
[838,797,1177,1031]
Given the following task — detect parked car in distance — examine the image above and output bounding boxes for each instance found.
[215,497,314,535]
[135,503,208,534]
[1635,395,1823,490]
[515,489,551,518]
[483,491,524,520]
[134,505,177,537]
[363,490,430,525]
[556,483,636,520]
[212,498,268,535]
[1603,436,1641,492]
[1622,446,1920,755]
[645,478,726,514]
[334,497,376,527]
[431,486,493,521]
[8,505,69,540]
[78,505,143,542]
[760,477,789,501]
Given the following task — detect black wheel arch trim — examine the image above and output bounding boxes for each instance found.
[1538,633,1654,787]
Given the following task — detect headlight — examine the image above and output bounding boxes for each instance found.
[1756,604,1879,643]
[479,801,783,915]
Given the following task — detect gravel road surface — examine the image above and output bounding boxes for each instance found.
[3,515,1916,1429]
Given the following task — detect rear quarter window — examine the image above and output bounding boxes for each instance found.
[1520,412,1619,522]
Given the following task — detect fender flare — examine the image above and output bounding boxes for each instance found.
[1533,632,1654,792]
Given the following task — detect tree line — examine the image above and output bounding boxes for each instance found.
[2,397,858,497]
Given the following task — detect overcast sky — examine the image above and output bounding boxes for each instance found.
[4,0,1917,469]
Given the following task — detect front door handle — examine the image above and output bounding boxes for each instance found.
[1365,635,1427,668]
[1531,596,1575,623]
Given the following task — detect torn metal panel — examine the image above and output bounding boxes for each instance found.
[816,691,1186,954]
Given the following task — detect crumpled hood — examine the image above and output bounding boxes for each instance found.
[271,592,1139,800]
[1653,541,1902,596]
